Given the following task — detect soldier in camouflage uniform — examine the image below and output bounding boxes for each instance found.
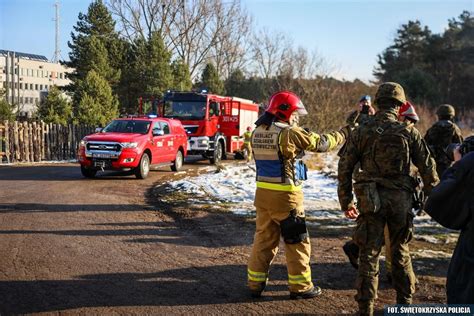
[425,104,463,177]
[248,91,347,299]
[337,82,439,315]
[342,100,421,279]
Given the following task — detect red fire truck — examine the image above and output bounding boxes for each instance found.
[161,91,259,164]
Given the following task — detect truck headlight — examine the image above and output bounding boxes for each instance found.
[198,139,208,145]
[121,142,138,148]
[79,139,87,148]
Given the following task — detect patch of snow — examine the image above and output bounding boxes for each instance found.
[1,159,77,166]
[416,235,443,244]
[164,160,455,241]
[413,249,452,259]
[166,163,341,220]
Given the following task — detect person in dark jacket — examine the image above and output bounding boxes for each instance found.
[425,145,474,304]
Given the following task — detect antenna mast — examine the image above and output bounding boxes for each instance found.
[52,0,61,63]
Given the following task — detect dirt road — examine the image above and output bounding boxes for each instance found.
[0,161,450,315]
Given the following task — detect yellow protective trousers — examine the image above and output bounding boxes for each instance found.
[248,189,313,293]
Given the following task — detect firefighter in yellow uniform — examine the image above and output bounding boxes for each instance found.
[248,91,347,299]
[241,126,253,162]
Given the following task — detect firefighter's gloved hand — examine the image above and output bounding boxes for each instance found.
[339,125,352,140]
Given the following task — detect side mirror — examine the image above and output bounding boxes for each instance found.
[95,127,103,133]
[152,128,164,136]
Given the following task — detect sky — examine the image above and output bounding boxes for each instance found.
[1,0,473,82]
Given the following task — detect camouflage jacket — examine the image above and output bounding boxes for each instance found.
[425,120,463,166]
[337,108,439,211]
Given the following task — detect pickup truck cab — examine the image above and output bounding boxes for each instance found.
[78,116,188,179]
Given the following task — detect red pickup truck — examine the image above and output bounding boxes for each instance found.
[77,116,188,179]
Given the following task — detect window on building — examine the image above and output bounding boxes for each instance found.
[40,84,43,90]
[30,83,33,90]
[35,84,38,90]
[20,97,23,104]
[20,83,23,89]
[30,97,34,104]
[59,72,63,79]
[20,68,24,76]
[35,98,39,104]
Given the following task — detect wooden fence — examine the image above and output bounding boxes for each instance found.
[0,121,94,163]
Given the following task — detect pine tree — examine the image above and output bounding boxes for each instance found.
[118,32,173,113]
[37,86,73,125]
[171,59,192,91]
[225,69,245,97]
[142,32,173,97]
[200,63,224,94]
[65,0,122,90]
[75,70,119,126]
[0,90,15,121]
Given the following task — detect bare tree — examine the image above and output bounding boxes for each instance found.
[208,1,253,79]
[108,0,253,79]
[249,28,292,79]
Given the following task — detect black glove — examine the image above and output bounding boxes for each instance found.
[339,125,352,139]
[345,110,360,127]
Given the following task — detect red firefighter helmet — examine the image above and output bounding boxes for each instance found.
[246,126,252,131]
[266,91,308,121]
[399,101,419,123]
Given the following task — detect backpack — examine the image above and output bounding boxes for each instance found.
[425,121,456,163]
[367,121,411,176]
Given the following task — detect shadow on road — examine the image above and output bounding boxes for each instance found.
[0,203,152,213]
[0,262,356,314]
[0,164,182,181]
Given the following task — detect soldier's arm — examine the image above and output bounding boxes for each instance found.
[410,128,440,194]
[337,132,359,211]
[453,125,464,143]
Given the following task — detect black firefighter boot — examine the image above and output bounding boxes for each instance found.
[249,281,267,298]
[290,286,322,299]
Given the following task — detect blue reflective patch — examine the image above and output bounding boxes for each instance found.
[295,160,308,181]
[256,160,282,177]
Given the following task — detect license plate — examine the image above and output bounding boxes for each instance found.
[92,153,114,159]
[93,160,107,168]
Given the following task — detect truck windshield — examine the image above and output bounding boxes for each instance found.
[163,100,206,120]
[102,120,151,134]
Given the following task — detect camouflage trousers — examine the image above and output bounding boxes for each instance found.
[353,186,416,311]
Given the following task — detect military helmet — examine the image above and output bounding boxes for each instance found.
[436,104,455,117]
[374,82,406,105]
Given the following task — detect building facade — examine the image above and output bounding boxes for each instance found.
[0,49,72,115]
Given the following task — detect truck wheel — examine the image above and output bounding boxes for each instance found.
[210,141,223,164]
[135,153,150,179]
[171,150,183,171]
[81,166,97,178]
